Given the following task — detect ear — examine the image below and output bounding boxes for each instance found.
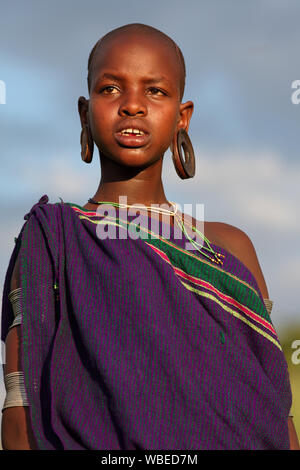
[177,100,194,132]
[170,100,194,153]
[78,96,89,128]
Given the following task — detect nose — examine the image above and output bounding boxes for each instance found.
[118,89,147,117]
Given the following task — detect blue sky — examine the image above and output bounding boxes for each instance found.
[1,0,300,422]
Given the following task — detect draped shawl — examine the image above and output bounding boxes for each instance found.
[1,195,292,449]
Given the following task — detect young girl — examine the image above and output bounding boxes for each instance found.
[1,23,299,450]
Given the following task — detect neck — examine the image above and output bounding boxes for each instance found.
[91,155,171,207]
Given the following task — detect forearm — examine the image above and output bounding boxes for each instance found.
[288,417,300,450]
[1,407,37,450]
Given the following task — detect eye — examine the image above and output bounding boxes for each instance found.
[100,85,119,94]
[147,87,166,96]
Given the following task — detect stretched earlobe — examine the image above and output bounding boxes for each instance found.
[80,124,94,164]
[78,97,94,164]
[171,128,195,179]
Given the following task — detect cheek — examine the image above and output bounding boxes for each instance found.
[157,110,179,146]
[163,102,179,127]
[152,105,178,132]
[89,102,113,139]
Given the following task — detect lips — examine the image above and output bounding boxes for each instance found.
[115,121,149,135]
[115,122,150,148]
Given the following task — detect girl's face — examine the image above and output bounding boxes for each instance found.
[80,32,193,169]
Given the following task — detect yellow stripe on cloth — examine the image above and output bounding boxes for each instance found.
[180,280,282,351]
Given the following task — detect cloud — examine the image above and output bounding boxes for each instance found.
[6,153,100,204]
[275,256,300,292]
[2,145,297,237]
[163,147,300,234]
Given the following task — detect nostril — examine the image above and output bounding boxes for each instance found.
[119,100,147,117]
[120,108,146,117]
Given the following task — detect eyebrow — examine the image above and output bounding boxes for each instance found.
[96,72,173,87]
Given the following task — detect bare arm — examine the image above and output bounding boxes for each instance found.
[219,223,300,450]
[287,416,300,450]
[1,253,37,450]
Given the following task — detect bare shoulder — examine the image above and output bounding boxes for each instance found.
[204,221,269,299]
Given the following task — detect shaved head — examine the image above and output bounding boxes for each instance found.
[87,23,186,101]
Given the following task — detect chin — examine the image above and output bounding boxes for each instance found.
[108,152,155,165]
